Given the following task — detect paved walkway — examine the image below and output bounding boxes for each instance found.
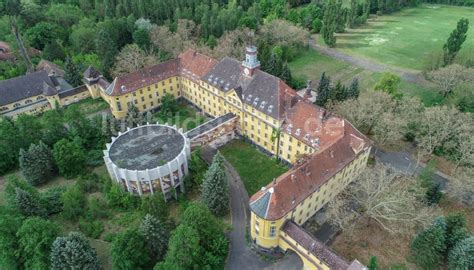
[308,37,430,85]
[201,147,271,270]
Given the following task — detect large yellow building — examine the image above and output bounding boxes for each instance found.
[85,47,371,269]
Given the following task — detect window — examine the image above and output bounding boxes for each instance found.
[162,81,165,86]
[116,101,122,111]
[269,226,276,237]
[141,97,145,102]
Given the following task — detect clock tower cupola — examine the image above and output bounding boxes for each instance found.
[242,46,260,77]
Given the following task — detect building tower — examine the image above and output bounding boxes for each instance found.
[242,46,260,77]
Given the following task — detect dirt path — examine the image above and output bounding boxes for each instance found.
[308,37,431,85]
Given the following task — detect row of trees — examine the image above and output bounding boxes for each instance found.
[315,72,360,107]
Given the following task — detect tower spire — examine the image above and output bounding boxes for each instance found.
[242,46,260,77]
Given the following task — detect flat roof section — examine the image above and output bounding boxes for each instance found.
[108,125,185,171]
[186,113,235,139]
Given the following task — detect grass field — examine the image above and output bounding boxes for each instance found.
[153,101,208,131]
[330,5,474,70]
[219,140,288,195]
[289,49,444,106]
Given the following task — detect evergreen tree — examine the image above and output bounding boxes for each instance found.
[266,52,283,77]
[125,104,143,128]
[201,152,229,216]
[42,40,65,61]
[321,0,337,47]
[64,57,83,87]
[15,187,45,217]
[445,213,469,252]
[368,256,378,270]
[160,93,178,118]
[95,29,118,78]
[348,78,359,99]
[102,115,112,141]
[139,214,169,262]
[448,236,474,270]
[111,229,150,269]
[19,141,54,186]
[331,80,349,102]
[443,18,469,66]
[133,28,151,50]
[109,117,119,136]
[315,72,331,107]
[50,232,101,270]
[349,0,358,28]
[411,217,447,270]
[280,62,292,86]
[156,225,202,270]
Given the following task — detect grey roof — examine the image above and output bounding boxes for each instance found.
[201,57,286,119]
[186,113,236,139]
[58,85,88,98]
[108,125,186,171]
[83,66,101,79]
[0,71,55,106]
[43,81,57,96]
[249,191,271,218]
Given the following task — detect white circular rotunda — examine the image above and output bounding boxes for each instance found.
[103,123,190,200]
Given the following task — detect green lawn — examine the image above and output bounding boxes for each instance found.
[153,101,208,131]
[289,48,444,106]
[330,4,474,70]
[219,140,288,195]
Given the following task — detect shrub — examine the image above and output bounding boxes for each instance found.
[140,194,169,222]
[77,173,101,193]
[103,232,117,242]
[53,138,86,178]
[61,185,86,221]
[40,187,66,215]
[84,197,110,220]
[79,219,104,239]
[111,229,150,269]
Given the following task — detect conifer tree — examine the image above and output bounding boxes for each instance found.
[43,40,65,61]
[15,187,45,217]
[125,104,143,128]
[95,29,118,78]
[448,236,474,270]
[267,52,283,77]
[411,217,447,270]
[321,0,337,47]
[349,0,358,28]
[445,213,469,252]
[64,57,83,87]
[50,232,101,270]
[101,115,112,141]
[315,72,331,107]
[443,18,469,66]
[139,214,169,262]
[348,78,360,99]
[201,152,229,216]
[19,141,54,186]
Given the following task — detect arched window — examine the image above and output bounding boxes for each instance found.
[13,103,21,108]
[0,107,8,112]
[25,99,32,104]
[37,96,43,100]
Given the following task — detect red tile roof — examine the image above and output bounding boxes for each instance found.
[282,100,345,150]
[250,121,371,220]
[105,49,218,96]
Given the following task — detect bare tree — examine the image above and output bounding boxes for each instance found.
[416,106,462,156]
[111,44,160,78]
[428,64,474,98]
[150,20,198,58]
[327,165,438,234]
[258,19,309,50]
[448,168,474,206]
[211,27,255,60]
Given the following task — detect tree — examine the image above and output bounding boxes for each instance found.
[428,64,473,98]
[15,187,45,217]
[53,138,86,178]
[448,236,474,270]
[19,141,54,186]
[125,104,144,128]
[368,256,378,270]
[411,217,447,270]
[42,40,66,61]
[140,194,169,222]
[50,232,100,270]
[443,18,469,66]
[448,168,474,206]
[139,214,169,262]
[348,78,359,99]
[111,44,159,77]
[156,225,202,270]
[64,57,83,87]
[0,211,22,269]
[17,217,59,270]
[315,72,331,107]
[280,62,292,85]
[133,28,151,50]
[111,229,150,269]
[266,52,283,77]
[95,29,118,78]
[445,213,469,252]
[61,185,86,221]
[321,0,337,47]
[4,0,34,72]
[202,152,229,216]
[374,72,401,98]
[160,93,178,118]
[327,165,437,234]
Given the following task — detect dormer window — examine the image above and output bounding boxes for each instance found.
[267,105,273,113]
[295,128,301,136]
[304,134,310,140]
